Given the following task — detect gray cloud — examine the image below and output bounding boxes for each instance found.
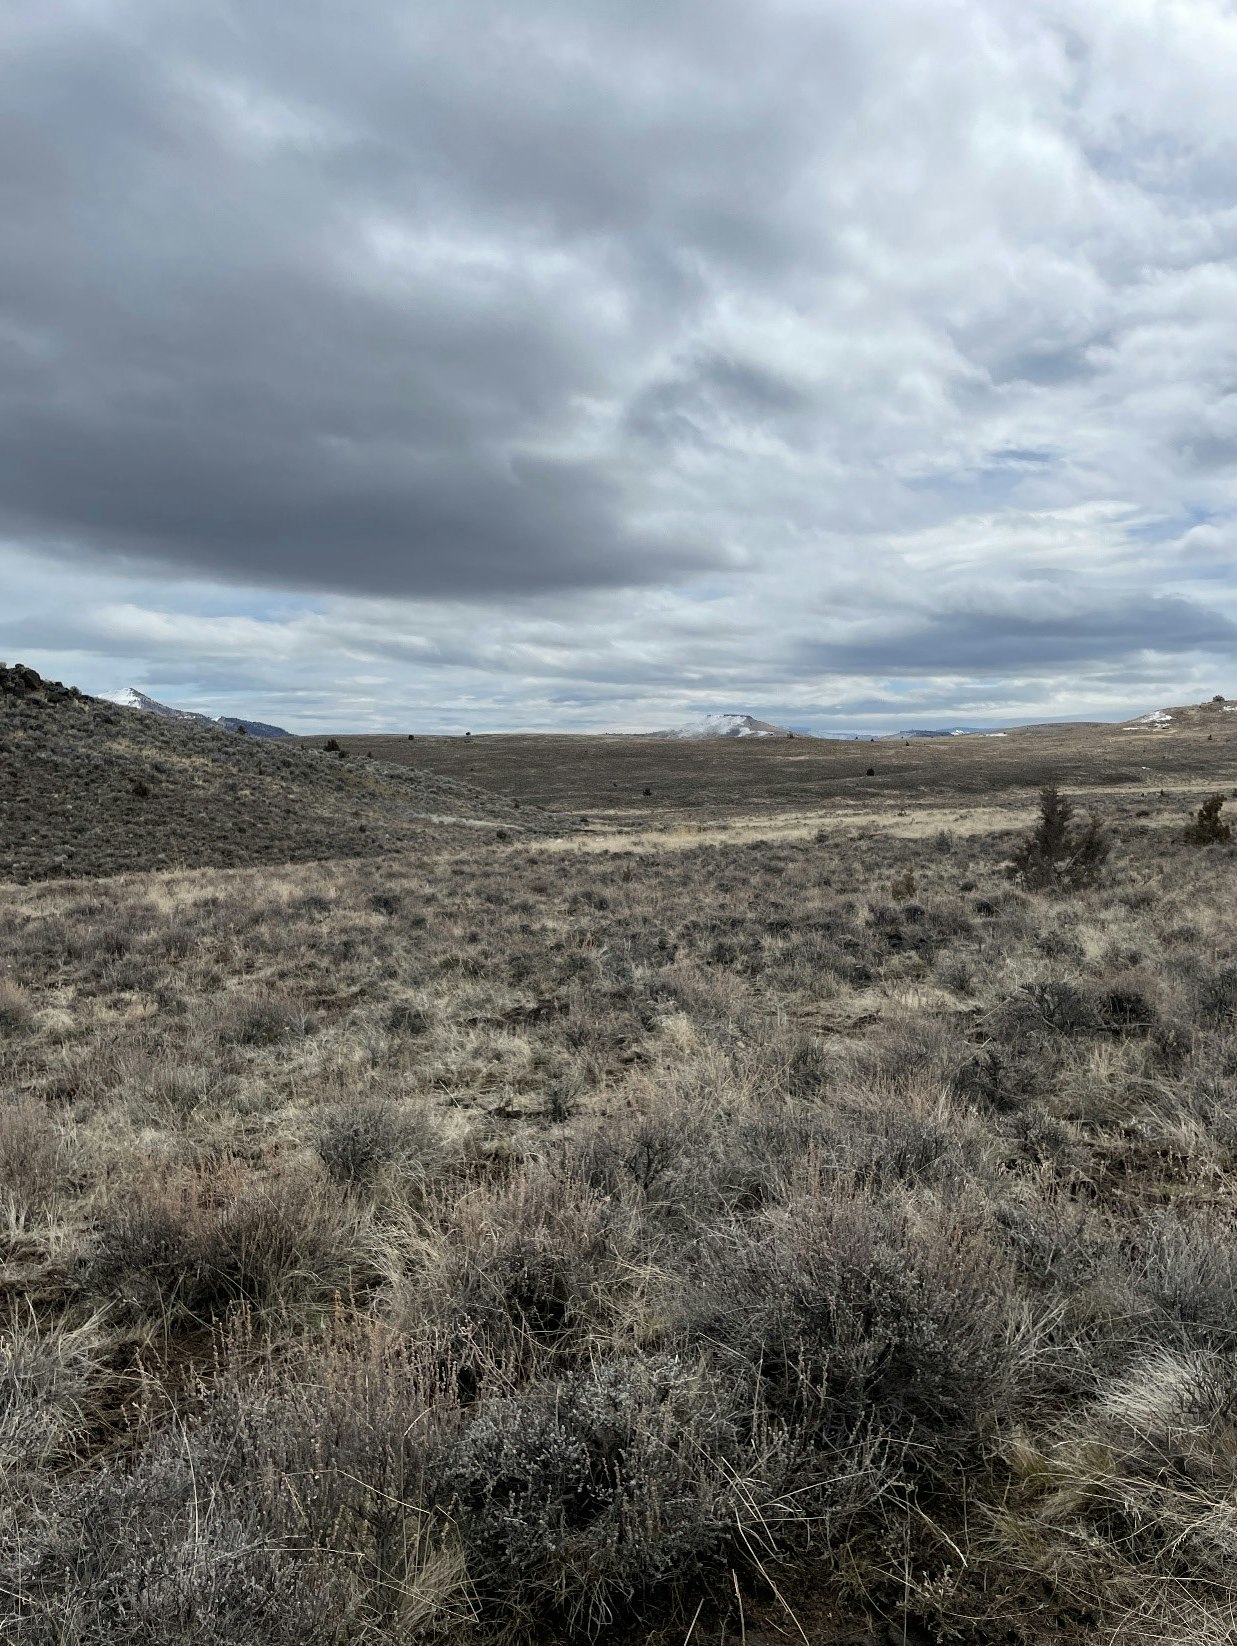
[0,0,856,598]
[799,596,1237,677]
[5,1,1237,724]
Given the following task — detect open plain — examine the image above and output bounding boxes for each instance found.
[4,676,1237,1644]
[301,700,1237,826]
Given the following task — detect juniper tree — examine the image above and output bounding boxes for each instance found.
[1184,793,1231,845]
[1012,783,1110,892]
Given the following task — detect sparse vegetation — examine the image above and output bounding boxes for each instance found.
[308,693,1237,819]
[0,667,558,881]
[5,671,1237,1642]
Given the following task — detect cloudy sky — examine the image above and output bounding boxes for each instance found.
[3,0,1237,732]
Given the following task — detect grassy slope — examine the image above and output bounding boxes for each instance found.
[4,698,1237,1642]
[0,675,562,882]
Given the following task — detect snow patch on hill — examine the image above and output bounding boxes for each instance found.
[104,688,290,738]
[105,688,210,722]
[659,712,794,739]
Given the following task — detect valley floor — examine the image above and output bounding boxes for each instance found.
[3,791,1237,1643]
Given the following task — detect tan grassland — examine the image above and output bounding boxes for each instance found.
[5,682,1237,1644]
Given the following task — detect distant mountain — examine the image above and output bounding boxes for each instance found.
[105,687,212,723]
[653,712,798,739]
[104,687,290,738]
[216,716,292,739]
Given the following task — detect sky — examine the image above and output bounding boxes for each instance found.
[3,0,1237,734]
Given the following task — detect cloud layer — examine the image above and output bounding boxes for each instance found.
[4,0,1237,727]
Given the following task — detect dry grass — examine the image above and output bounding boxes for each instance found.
[307,691,1237,823]
[3,766,1237,1642]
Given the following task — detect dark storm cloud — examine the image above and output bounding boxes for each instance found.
[0,1,853,598]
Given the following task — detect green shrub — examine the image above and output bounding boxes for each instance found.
[1184,793,1231,845]
[1012,784,1110,892]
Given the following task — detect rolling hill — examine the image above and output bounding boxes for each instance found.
[1,665,564,882]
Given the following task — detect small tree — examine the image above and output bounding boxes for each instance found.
[1184,793,1231,845]
[1012,784,1110,892]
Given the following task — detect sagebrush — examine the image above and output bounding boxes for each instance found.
[3,768,1236,1643]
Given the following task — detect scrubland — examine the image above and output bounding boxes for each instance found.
[3,787,1237,1643]
[305,693,1237,818]
[0,675,549,884]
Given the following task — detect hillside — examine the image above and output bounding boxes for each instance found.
[0,666,563,882]
[1119,693,1237,732]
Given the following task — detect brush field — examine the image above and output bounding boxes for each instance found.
[300,695,1237,821]
[4,685,1237,1644]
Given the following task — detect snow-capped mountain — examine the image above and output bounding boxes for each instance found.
[103,688,289,738]
[105,687,212,723]
[656,713,796,739]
